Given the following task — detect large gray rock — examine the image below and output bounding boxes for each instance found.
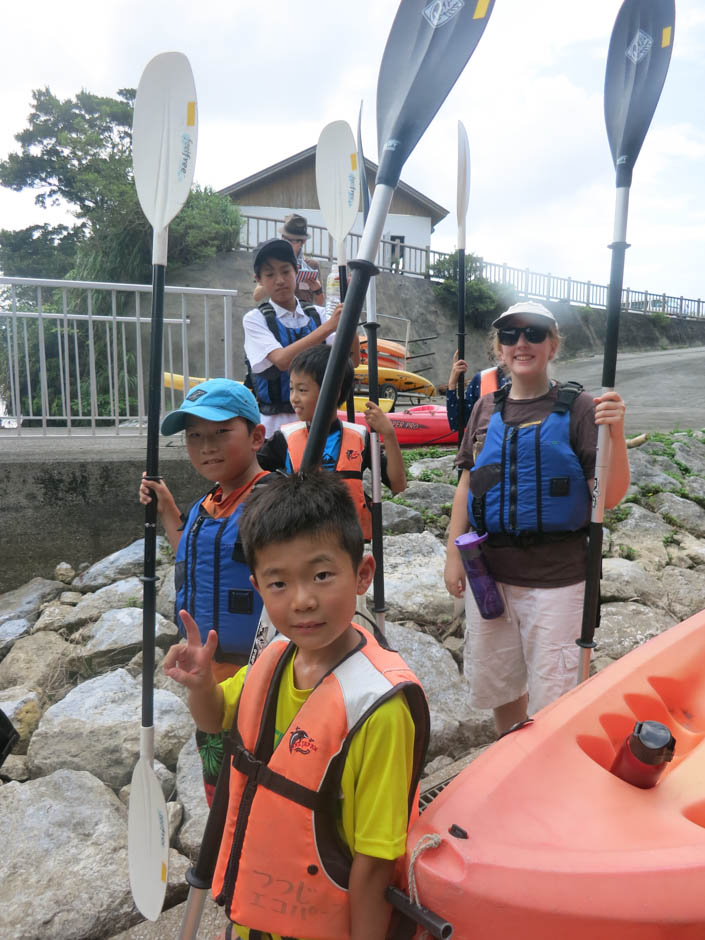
[651,491,705,538]
[59,576,147,633]
[399,480,457,513]
[175,734,209,859]
[0,577,65,627]
[0,631,77,700]
[72,538,168,592]
[683,474,705,502]
[32,602,78,634]
[666,532,705,569]
[658,566,705,620]
[81,607,178,674]
[0,618,30,662]
[672,439,705,475]
[627,448,681,492]
[595,602,674,662]
[386,621,495,759]
[0,685,43,754]
[610,504,675,571]
[371,532,455,626]
[156,565,176,621]
[0,769,188,940]
[26,668,195,789]
[382,500,425,535]
[600,557,664,607]
[407,454,458,484]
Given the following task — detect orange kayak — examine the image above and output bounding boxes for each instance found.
[359,337,407,369]
[407,610,705,938]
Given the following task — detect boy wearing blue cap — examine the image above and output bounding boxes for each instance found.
[139,378,270,804]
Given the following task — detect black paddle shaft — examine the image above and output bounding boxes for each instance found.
[339,265,356,423]
[456,247,466,446]
[142,262,165,728]
[302,260,378,470]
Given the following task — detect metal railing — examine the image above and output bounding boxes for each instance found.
[0,276,238,436]
[240,213,705,318]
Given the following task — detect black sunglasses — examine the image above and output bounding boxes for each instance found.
[497,325,549,345]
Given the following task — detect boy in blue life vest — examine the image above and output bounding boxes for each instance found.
[243,237,360,439]
[257,344,407,541]
[163,471,429,940]
[139,378,271,804]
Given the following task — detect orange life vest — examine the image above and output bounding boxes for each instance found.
[281,421,372,540]
[211,625,429,939]
[479,366,500,397]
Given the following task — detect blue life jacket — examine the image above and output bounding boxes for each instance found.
[247,301,321,415]
[175,491,262,661]
[468,383,590,539]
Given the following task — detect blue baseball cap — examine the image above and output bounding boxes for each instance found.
[161,379,261,436]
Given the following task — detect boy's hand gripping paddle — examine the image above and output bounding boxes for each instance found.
[301,0,495,471]
[577,0,674,684]
[129,51,198,921]
[456,119,470,445]
[315,120,361,420]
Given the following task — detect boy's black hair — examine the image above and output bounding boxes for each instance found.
[289,345,355,408]
[239,470,364,572]
[253,238,298,278]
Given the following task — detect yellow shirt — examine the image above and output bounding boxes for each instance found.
[220,648,416,940]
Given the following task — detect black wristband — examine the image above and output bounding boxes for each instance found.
[314,288,324,294]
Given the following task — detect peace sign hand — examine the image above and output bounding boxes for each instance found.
[163,610,218,690]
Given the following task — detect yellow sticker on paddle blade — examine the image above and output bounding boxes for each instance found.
[473,0,491,18]
[161,862,167,882]
[662,26,672,48]
[351,153,358,171]
[186,101,196,126]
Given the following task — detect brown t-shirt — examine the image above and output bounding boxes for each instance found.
[456,385,597,588]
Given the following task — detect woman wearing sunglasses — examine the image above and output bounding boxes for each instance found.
[444,301,630,736]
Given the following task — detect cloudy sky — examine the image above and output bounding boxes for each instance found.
[2,0,704,301]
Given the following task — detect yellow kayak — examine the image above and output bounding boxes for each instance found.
[353,365,435,400]
[163,372,393,414]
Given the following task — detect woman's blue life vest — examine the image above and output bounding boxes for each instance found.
[174,495,262,662]
[246,301,321,416]
[468,383,591,538]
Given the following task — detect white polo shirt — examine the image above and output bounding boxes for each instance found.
[243,299,335,437]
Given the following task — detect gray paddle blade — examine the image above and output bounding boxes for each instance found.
[604,0,675,187]
[128,756,169,921]
[376,0,494,188]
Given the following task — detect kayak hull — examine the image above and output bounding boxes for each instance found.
[407,610,705,938]
[354,364,435,398]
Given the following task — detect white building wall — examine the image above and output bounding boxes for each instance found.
[240,205,433,274]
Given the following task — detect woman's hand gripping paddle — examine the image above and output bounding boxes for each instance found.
[456,119,470,446]
[315,120,361,421]
[302,0,495,471]
[129,51,198,921]
[577,0,674,684]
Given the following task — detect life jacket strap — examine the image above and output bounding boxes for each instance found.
[231,744,328,812]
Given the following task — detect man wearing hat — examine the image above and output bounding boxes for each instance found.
[280,212,324,305]
[243,237,359,438]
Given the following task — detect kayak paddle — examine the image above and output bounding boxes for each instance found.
[315,120,361,421]
[301,0,496,471]
[129,51,198,921]
[577,0,674,684]
[456,119,471,446]
[357,101,386,636]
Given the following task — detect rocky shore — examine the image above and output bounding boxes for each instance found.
[2,430,705,939]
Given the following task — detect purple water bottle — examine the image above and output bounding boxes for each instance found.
[455,532,505,620]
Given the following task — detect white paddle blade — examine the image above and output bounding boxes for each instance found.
[133,52,198,246]
[128,756,169,921]
[315,120,360,246]
[456,120,471,246]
